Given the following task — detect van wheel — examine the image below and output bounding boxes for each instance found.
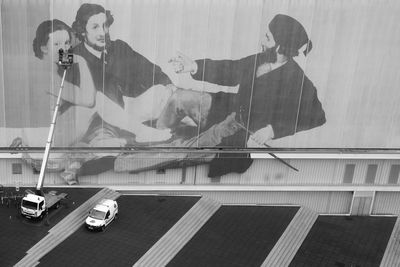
[101,225,105,232]
[55,202,60,209]
[114,213,118,220]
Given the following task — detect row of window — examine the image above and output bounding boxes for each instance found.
[11,162,400,185]
[343,164,400,184]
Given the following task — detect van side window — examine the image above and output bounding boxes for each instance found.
[39,201,44,210]
[106,211,110,219]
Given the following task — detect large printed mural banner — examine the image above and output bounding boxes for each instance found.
[0,0,400,182]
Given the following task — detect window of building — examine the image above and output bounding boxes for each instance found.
[156,168,166,174]
[12,163,22,174]
[365,164,378,184]
[33,167,40,174]
[343,164,355,183]
[388,165,400,184]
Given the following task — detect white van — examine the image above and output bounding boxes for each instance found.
[85,199,118,231]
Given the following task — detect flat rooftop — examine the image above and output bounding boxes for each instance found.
[0,187,396,267]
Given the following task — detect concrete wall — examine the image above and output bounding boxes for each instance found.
[1,157,400,215]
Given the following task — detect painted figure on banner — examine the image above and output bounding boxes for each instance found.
[164,14,326,176]
[68,3,175,144]
[11,20,96,146]
[10,19,101,184]
[68,3,240,146]
[59,3,244,179]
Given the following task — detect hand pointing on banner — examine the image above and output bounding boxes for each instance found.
[169,51,198,74]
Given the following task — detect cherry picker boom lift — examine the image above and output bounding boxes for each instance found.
[20,49,73,219]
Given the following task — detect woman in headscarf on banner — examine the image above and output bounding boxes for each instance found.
[9,19,105,184]
[31,19,99,147]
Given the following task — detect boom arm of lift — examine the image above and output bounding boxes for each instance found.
[36,49,73,195]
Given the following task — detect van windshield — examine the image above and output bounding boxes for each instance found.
[89,209,106,220]
[22,200,38,209]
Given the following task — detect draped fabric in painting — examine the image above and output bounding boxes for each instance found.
[0,0,400,179]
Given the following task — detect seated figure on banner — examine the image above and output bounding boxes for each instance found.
[115,15,327,175]
[158,14,327,177]
[66,3,242,147]
[162,14,326,148]
[68,3,239,146]
[67,3,175,144]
